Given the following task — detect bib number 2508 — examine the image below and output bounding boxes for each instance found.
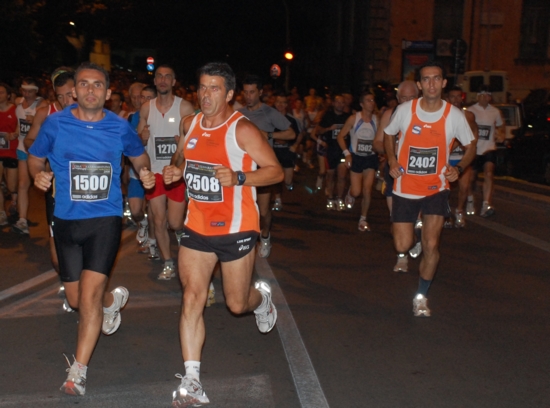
[184,160,223,202]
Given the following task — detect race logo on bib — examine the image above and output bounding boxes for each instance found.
[184,160,223,202]
[187,137,198,150]
[70,161,112,201]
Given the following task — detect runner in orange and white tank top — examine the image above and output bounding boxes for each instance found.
[182,110,259,236]
[162,62,283,407]
[384,61,476,318]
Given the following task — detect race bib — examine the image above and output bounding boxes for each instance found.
[70,161,112,201]
[184,160,223,203]
[19,119,31,138]
[356,139,373,155]
[0,132,8,149]
[407,147,438,175]
[478,125,491,141]
[331,124,344,139]
[154,136,177,161]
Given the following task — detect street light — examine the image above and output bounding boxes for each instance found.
[284,51,294,60]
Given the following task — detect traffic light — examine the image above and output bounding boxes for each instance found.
[450,39,467,75]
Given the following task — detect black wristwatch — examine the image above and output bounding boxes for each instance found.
[267,132,273,139]
[456,165,463,174]
[236,171,246,186]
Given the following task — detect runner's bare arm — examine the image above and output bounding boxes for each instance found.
[384,131,403,178]
[129,152,155,189]
[171,114,194,167]
[214,119,283,187]
[24,105,48,151]
[28,154,52,191]
[374,109,392,154]
[337,115,354,152]
[137,101,151,146]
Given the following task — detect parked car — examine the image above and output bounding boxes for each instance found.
[521,88,550,121]
[458,70,509,105]
[493,103,522,176]
[506,105,550,184]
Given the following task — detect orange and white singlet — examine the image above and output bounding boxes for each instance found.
[183,111,259,236]
[386,99,474,198]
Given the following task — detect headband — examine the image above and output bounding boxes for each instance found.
[21,84,39,91]
[51,69,68,85]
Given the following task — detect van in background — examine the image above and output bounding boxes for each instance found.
[458,70,509,105]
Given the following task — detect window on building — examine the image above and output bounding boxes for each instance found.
[519,0,550,60]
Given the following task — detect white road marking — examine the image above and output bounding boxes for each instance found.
[0,374,274,407]
[255,257,330,408]
[0,269,57,302]
[468,216,550,253]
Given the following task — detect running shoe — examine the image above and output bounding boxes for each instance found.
[102,286,129,335]
[345,191,355,209]
[409,242,422,258]
[0,211,7,226]
[12,218,29,235]
[158,263,176,280]
[172,374,209,407]
[123,200,131,218]
[393,254,408,272]
[285,183,294,191]
[414,219,423,230]
[358,217,370,232]
[60,355,87,396]
[336,198,345,211]
[136,220,148,244]
[480,202,495,218]
[148,244,160,260]
[326,199,335,211]
[455,210,465,228]
[258,235,272,258]
[206,282,216,307]
[175,230,184,245]
[315,176,323,190]
[254,281,277,333]
[63,298,75,313]
[137,239,150,254]
[272,198,282,211]
[466,198,475,215]
[413,294,431,317]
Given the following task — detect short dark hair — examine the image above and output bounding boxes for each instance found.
[22,77,38,87]
[416,61,446,82]
[242,74,262,91]
[359,91,375,103]
[111,91,124,101]
[53,71,75,88]
[448,85,463,93]
[142,85,157,97]
[0,82,11,94]
[156,64,176,78]
[75,62,110,88]
[198,62,236,92]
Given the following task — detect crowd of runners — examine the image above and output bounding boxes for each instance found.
[0,59,505,406]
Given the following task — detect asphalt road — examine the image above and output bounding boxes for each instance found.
[0,167,549,407]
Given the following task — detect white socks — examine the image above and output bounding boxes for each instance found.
[184,361,201,381]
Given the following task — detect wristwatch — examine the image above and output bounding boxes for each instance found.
[456,165,463,174]
[236,171,246,186]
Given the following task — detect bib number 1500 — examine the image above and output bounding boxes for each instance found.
[73,174,110,191]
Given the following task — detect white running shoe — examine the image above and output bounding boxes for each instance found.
[409,242,422,258]
[336,198,345,211]
[254,281,277,333]
[258,235,272,258]
[136,220,148,243]
[455,210,465,228]
[393,254,408,272]
[443,218,453,228]
[0,211,7,226]
[102,287,129,335]
[272,198,282,211]
[63,298,75,313]
[60,356,87,396]
[158,263,176,280]
[480,202,495,218]
[137,239,150,254]
[172,374,210,407]
[206,282,215,307]
[175,230,184,245]
[326,199,335,211]
[358,217,370,232]
[466,199,475,215]
[12,218,29,235]
[148,244,160,260]
[413,294,431,317]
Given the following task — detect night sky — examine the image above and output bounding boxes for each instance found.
[2,0,342,91]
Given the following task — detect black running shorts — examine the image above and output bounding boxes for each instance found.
[274,147,297,169]
[52,216,122,282]
[473,151,497,172]
[391,190,451,223]
[350,153,379,173]
[179,227,259,262]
